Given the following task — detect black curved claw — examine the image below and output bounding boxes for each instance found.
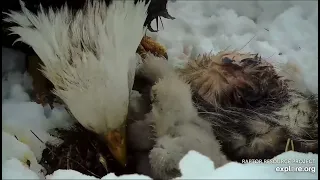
[147,10,175,32]
[156,17,159,31]
[159,9,175,20]
[144,0,175,33]
[147,23,158,32]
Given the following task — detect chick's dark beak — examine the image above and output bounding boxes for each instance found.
[105,126,127,166]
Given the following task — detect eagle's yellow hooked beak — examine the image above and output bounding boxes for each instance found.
[105,126,127,167]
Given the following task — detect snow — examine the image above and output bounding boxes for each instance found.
[101,173,151,179]
[2,158,41,179]
[2,51,75,159]
[45,151,318,179]
[177,150,215,179]
[2,93,74,160]
[2,131,46,178]
[147,0,318,93]
[46,170,152,179]
[2,0,318,179]
[177,150,318,179]
[5,150,317,179]
[46,170,98,179]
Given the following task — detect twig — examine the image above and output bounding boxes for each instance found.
[223,45,232,52]
[62,153,100,177]
[57,155,63,168]
[67,146,71,169]
[238,34,256,52]
[265,52,275,60]
[30,130,101,178]
[90,141,98,151]
[285,138,295,152]
[30,130,45,144]
[90,142,108,173]
[98,153,109,172]
[75,146,81,154]
[291,139,294,151]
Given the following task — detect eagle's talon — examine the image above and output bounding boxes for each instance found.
[156,17,159,31]
[148,24,158,32]
[159,9,175,20]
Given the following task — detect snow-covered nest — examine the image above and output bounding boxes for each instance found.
[2,139,318,179]
[2,0,318,179]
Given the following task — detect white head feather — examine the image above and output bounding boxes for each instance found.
[5,0,150,135]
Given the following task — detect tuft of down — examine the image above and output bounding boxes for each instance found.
[142,57,228,179]
[137,52,174,82]
[5,0,150,134]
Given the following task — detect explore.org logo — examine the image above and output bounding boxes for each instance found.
[275,166,316,173]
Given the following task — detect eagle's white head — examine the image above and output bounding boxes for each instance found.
[5,0,150,166]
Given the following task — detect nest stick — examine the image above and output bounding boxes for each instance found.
[285,138,295,152]
[30,130,100,177]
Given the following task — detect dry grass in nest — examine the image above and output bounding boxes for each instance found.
[285,138,295,152]
[137,36,168,59]
[179,50,287,109]
[39,123,137,178]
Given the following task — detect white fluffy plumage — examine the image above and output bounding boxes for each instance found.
[149,76,228,179]
[5,0,149,134]
[138,55,229,179]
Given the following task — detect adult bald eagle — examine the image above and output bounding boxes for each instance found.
[5,0,152,166]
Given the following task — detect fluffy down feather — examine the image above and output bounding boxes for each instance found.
[126,89,155,176]
[135,51,317,167]
[139,56,228,179]
[128,90,151,123]
[4,0,149,134]
[127,113,155,177]
[137,53,174,83]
